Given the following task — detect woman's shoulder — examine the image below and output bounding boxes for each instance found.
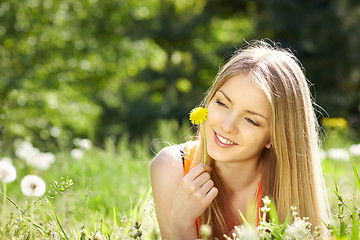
[150,144,184,169]
[151,140,198,166]
[150,144,185,197]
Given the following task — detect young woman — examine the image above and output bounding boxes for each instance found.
[150,40,330,239]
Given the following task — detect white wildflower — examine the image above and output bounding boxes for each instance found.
[320,149,327,161]
[261,206,270,213]
[230,225,258,240]
[258,225,271,239]
[50,126,61,138]
[20,175,46,197]
[71,148,84,160]
[350,144,360,157]
[262,196,271,206]
[290,206,298,216]
[0,161,17,183]
[78,138,92,151]
[327,148,350,161]
[88,231,104,240]
[285,218,311,239]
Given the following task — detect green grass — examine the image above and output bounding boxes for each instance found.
[0,121,360,239]
[1,135,156,238]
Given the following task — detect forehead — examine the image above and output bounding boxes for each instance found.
[216,74,270,117]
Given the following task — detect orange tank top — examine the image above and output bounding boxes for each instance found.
[182,141,262,235]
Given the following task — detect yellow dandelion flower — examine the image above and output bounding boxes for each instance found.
[321,117,348,129]
[189,107,208,125]
[333,118,348,129]
[189,107,208,164]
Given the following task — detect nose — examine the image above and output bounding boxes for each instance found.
[221,113,238,133]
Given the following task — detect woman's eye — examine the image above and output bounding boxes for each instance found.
[246,118,260,127]
[216,100,227,107]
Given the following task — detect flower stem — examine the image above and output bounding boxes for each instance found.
[201,123,207,164]
[31,200,34,240]
[2,182,6,237]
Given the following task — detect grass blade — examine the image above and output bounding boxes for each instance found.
[350,154,360,193]
[125,185,151,235]
[46,196,69,240]
[0,191,47,236]
[268,200,279,225]
[334,185,352,215]
[352,211,359,240]
[238,209,250,229]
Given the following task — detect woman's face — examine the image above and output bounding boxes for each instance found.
[205,74,271,164]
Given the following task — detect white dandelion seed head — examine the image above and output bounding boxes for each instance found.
[285,218,311,239]
[32,152,56,171]
[73,138,81,146]
[327,148,350,161]
[78,138,92,151]
[23,150,55,171]
[0,157,13,164]
[0,161,17,183]
[15,140,56,170]
[350,144,360,157]
[20,175,46,197]
[50,126,61,138]
[15,141,36,160]
[71,148,84,160]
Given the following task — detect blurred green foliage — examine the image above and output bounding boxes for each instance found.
[0,0,359,151]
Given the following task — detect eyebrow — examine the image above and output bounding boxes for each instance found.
[217,90,269,121]
[218,90,232,102]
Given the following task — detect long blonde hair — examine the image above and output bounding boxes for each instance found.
[193,40,330,237]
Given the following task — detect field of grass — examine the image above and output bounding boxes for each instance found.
[1,120,360,239]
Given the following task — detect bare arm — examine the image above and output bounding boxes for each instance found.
[150,146,185,238]
[150,145,218,239]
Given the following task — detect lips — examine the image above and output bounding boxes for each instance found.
[214,132,237,146]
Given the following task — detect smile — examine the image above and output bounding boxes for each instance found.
[215,132,237,146]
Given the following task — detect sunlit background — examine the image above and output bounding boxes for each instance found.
[0,0,359,238]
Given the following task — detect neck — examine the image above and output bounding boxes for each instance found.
[212,158,260,195]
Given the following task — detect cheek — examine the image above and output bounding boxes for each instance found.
[243,127,269,146]
[206,104,219,125]
[255,131,270,148]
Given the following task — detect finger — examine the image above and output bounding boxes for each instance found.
[198,179,214,196]
[193,171,211,188]
[203,187,218,204]
[183,164,211,182]
[199,163,212,172]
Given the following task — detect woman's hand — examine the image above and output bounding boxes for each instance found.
[170,164,218,239]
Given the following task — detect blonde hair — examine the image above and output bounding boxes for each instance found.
[193,40,330,237]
